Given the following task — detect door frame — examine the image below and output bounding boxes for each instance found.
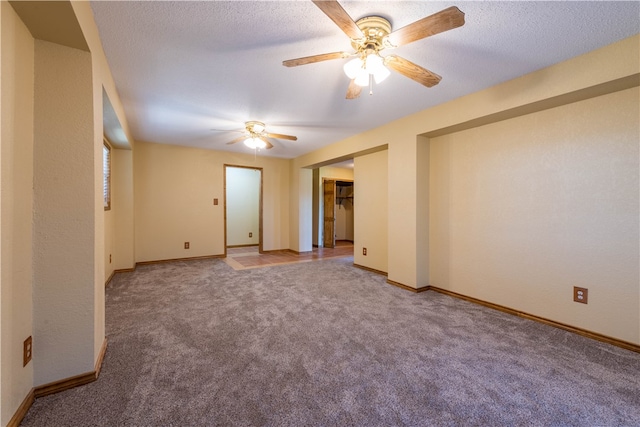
[223,164,263,256]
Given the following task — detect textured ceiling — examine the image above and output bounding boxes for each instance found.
[91,1,639,159]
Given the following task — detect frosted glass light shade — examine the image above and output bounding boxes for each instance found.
[244,137,266,149]
[343,57,363,79]
[348,53,390,86]
[365,54,390,83]
[373,66,391,84]
[354,69,370,87]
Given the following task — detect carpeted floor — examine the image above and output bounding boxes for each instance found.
[21,257,640,426]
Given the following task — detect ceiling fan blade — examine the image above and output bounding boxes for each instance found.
[312,0,363,40]
[384,55,442,88]
[259,137,274,149]
[283,51,349,67]
[264,132,297,141]
[385,6,465,48]
[226,135,247,145]
[211,128,244,133]
[346,79,361,99]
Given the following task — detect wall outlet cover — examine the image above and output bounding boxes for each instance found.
[573,286,588,304]
[24,336,32,366]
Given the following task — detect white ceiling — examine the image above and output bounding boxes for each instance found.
[91,1,639,159]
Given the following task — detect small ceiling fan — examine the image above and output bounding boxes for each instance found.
[283,0,465,99]
[218,121,298,150]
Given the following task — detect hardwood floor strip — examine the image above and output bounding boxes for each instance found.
[224,244,354,270]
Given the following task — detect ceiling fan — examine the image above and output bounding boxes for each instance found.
[283,0,465,99]
[221,121,298,150]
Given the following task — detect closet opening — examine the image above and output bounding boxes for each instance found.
[224,165,263,256]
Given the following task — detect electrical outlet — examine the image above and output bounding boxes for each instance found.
[363,247,367,256]
[24,336,32,367]
[213,198,218,205]
[574,286,588,304]
[249,232,253,238]
[184,242,190,249]
[109,254,112,264]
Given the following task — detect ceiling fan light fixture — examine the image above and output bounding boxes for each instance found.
[349,52,390,86]
[244,137,266,149]
[365,53,383,72]
[245,121,265,133]
[365,53,390,84]
[373,65,391,84]
[354,68,370,87]
[343,57,363,79]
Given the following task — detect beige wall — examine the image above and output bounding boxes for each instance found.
[0,2,34,424]
[354,150,388,272]
[104,143,135,279]
[1,0,135,422]
[113,147,135,271]
[134,141,290,262]
[32,39,96,384]
[72,0,134,363]
[289,166,313,253]
[429,87,639,344]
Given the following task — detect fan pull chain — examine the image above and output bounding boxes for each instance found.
[369,74,373,95]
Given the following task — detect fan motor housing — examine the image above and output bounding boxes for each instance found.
[351,16,392,51]
[245,120,266,133]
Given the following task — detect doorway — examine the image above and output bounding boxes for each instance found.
[322,179,354,248]
[224,165,263,255]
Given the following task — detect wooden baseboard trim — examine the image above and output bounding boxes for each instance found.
[136,254,224,266]
[227,244,259,248]
[95,338,108,375]
[353,263,388,277]
[7,388,34,427]
[114,267,135,273]
[105,270,115,288]
[34,338,108,398]
[428,286,640,353]
[34,370,97,398]
[386,279,430,293]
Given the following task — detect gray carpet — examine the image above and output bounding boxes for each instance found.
[22,257,640,426]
